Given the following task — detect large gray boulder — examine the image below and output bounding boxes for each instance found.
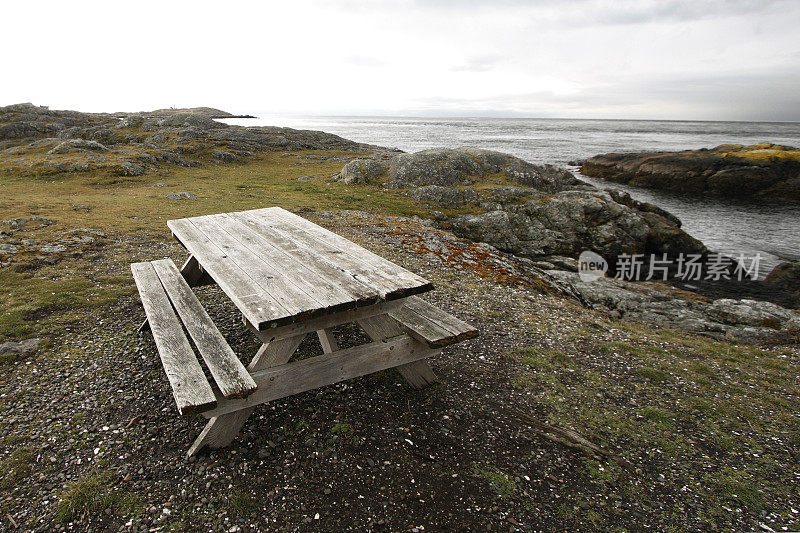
[764,260,800,297]
[387,148,582,191]
[447,189,706,261]
[407,185,478,208]
[340,159,385,184]
[0,338,41,359]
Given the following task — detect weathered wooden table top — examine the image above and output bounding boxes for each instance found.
[167,207,433,331]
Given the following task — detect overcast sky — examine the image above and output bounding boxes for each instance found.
[3,0,799,120]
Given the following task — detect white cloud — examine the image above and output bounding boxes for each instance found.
[1,0,798,119]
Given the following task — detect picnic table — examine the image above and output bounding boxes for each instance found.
[132,207,477,455]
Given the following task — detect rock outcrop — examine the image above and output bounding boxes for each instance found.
[581,143,800,202]
[0,103,380,178]
[346,147,707,269]
[388,148,581,191]
[407,185,478,208]
[340,159,386,184]
[547,270,800,342]
[764,260,800,307]
[447,189,706,262]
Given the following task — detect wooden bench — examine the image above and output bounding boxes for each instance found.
[387,296,478,348]
[131,258,257,415]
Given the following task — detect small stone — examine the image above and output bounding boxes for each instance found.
[39,244,68,254]
[3,218,27,229]
[0,243,19,255]
[165,192,197,200]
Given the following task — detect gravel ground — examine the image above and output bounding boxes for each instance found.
[1,210,798,532]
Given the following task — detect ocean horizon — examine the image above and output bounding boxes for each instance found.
[221,114,800,275]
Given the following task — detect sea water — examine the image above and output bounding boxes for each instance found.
[221,115,800,274]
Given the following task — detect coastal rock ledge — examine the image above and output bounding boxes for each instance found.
[580,143,800,203]
[340,147,707,268]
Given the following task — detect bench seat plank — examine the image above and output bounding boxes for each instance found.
[131,262,217,415]
[150,259,257,400]
[388,296,478,348]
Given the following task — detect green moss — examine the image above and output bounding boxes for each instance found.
[330,422,352,435]
[512,347,574,369]
[708,469,763,510]
[636,367,670,382]
[0,268,131,343]
[641,406,676,425]
[116,492,145,517]
[227,490,257,517]
[474,464,517,498]
[0,447,37,489]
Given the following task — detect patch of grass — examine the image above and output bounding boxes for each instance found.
[636,366,670,382]
[0,268,131,342]
[717,142,800,163]
[641,406,676,426]
[474,464,517,498]
[116,492,145,517]
[512,347,574,369]
[227,490,257,517]
[0,446,37,489]
[55,469,118,523]
[330,422,352,435]
[708,469,763,510]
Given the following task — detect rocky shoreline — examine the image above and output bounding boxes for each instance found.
[579,143,800,203]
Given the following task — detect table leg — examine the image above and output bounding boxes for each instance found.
[357,315,439,389]
[316,328,339,353]
[187,333,307,456]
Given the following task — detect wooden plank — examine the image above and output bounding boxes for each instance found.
[249,299,404,340]
[271,208,431,288]
[235,209,400,299]
[387,296,478,348]
[188,215,319,319]
[187,333,306,456]
[138,255,214,333]
[214,213,372,314]
[151,259,257,399]
[131,262,216,415]
[403,296,479,343]
[393,359,440,389]
[225,212,383,306]
[257,207,433,295]
[167,218,293,328]
[239,208,433,300]
[202,334,438,418]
